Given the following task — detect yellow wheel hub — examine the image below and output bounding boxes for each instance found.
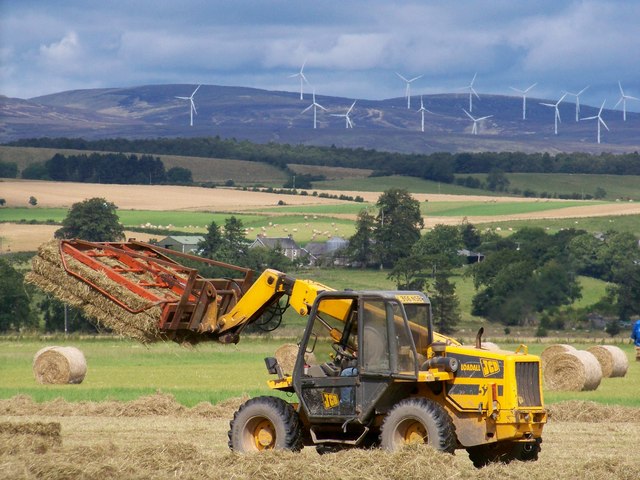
[403,421,427,444]
[253,419,276,450]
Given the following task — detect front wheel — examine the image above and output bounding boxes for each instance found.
[379,398,457,453]
[228,396,303,452]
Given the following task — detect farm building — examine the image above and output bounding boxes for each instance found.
[249,236,307,261]
[458,249,485,264]
[305,236,349,266]
[157,235,204,254]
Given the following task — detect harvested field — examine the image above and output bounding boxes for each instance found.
[0,223,156,253]
[0,421,61,455]
[1,394,639,479]
[0,180,353,211]
[0,393,247,419]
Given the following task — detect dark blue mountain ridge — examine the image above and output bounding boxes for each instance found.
[1,84,638,154]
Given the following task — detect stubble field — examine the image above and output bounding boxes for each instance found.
[1,339,639,479]
[1,396,639,480]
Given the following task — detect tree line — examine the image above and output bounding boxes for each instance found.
[20,152,193,185]
[6,138,640,185]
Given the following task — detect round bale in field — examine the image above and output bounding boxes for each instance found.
[33,346,87,384]
[274,344,317,375]
[543,350,602,391]
[587,345,629,377]
[478,341,501,352]
[540,344,576,368]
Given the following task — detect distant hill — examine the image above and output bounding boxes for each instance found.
[1,85,639,153]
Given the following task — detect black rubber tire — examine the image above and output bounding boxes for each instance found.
[379,398,457,453]
[467,440,541,468]
[228,396,303,452]
[512,440,540,462]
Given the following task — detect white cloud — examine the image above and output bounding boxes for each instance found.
[38,31,81,66]
[0,0,637,110]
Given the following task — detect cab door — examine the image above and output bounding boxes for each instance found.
[293,293,359,421]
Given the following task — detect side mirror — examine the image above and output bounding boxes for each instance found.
[264,357,284,379]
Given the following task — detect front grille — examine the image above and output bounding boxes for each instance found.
[516,362,542,407]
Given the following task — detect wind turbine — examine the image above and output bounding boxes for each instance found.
[301,90,326,129]
[463,109,492,135]
[509,83,537,120]
[581,100,609,144]
[175,84,201,127]
[289,60,309,100]
[565,86,589,122]
[459,73,480,112]
[540,93,567,135]
[396,72,423,109]
[331,100,356,128]
[614,81,639,121]
[417,96,433,132]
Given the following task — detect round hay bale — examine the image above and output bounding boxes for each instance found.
[540,344,577,368]
[274,344,316,375]
[274,344,300,375]
[33,346,87,385]
[479,341,501,352]
[587,345,629,378]
[543,350,602,391]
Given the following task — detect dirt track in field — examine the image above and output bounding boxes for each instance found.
[1,394,639,479]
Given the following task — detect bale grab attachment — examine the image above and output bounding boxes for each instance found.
[56,239,254,341]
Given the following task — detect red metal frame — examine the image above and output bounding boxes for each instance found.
[57,240,254,334]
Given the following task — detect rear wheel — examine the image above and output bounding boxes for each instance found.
[379,398,457,453]
[467,440,541,468]
[228,396,303,452]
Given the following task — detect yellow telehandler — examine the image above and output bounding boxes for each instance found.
[32,239,547,467]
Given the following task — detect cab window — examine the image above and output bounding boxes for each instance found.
[402,302,432,356]
[391,302,418,372]
[361,300,390,373]
[304,297,357,376]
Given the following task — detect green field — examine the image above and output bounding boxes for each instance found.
[0,207,358,243]
[0,208,262,230]
[0,146,288,186]
[483,173,640,201]
[257,200,605,217]
[257,203,372,215]
[0,338,283,406]
[485,214,640,237]
[1,337,637,407]
[421,200,603,216]
[314,175,495,195]
[318,173,640,202]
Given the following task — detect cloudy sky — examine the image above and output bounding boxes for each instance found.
[1,1,639,111]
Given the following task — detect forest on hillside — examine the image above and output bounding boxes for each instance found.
[1,152,193,185]
[6,138,640,186]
